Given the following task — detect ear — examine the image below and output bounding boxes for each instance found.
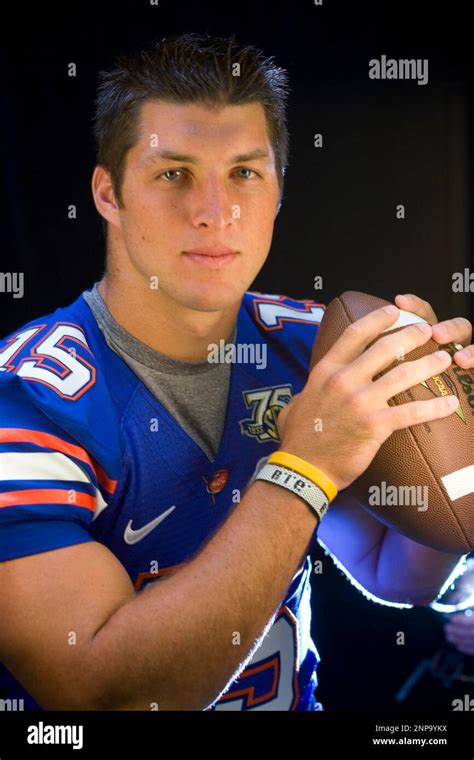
[91,165,122,231]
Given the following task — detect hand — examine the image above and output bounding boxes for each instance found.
[442,562,474,655]
[276,302,459,492]
[444,611,474,655]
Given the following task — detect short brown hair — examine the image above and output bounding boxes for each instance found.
[92,32,291,237]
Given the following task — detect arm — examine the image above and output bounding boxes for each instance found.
[375,527,467,606]
[0,478,318,711]
[442,560,474,653]
[317,489,467,606]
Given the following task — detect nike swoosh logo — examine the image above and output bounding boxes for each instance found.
[124,505,176,545]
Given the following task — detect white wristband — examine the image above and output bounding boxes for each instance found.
[255,462,330,523]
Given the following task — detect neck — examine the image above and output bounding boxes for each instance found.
[97,276,240,363]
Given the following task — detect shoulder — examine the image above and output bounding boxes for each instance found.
[0,291,138,472]
[0,292,138,561]
[243,290,326,331]
[242,291,326,369]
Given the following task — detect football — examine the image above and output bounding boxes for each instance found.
[309,291,474,553]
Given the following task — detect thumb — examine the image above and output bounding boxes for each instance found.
[276,396,296,440]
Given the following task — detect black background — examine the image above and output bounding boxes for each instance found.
[0,0,473,713]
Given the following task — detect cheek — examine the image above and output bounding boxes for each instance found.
[250,213,275,249]
[248,195,277,225]
[129,199,177,237]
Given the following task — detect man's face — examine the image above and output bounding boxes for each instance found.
[108,100,281,312]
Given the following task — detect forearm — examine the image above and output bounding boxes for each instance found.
[375,528,467,606]
[88,479,318,710]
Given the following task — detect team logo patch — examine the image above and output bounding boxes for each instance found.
[201,469,230,504]
[240,385,293,443]
[204,468,229,495]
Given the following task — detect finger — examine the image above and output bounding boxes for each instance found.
[445,623,474,639]
[446,630,474,645]
[431,317,472,349]
[448,640,474,655]
[321,304,401,367]
[445,630,474,646]
[445,628,474,641]
[349,321,433,384]
[445,614,474,630]
[371,349,452,403]
[383,394,459,434]
[452,344,474,369]
[394,293,438,324]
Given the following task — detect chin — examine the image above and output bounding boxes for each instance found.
[180,284,244,313]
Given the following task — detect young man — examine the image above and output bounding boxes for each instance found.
[0,32,472,711]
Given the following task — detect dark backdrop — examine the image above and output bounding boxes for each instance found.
[1,0,473,711]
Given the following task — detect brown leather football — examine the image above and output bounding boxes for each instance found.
[310,291,474,553]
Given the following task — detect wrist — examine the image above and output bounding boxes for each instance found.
[254,451,338,525]
[273,448,341,498]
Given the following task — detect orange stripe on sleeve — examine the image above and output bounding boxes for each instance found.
[0,488,96,512]
[0,428,117,495]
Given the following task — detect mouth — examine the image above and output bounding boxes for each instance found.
[183,250,240,269]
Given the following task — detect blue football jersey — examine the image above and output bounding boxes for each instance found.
[0,289,325,710]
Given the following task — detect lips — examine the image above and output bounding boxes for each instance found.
[183,248,239,269]
[184,247,238,257]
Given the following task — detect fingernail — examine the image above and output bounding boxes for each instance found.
[435,350,450,361]
[416,322,431,333]
[384,305,398,314]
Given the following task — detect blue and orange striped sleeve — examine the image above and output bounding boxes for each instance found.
[0,393,117,562]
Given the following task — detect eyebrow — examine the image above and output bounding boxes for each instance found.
[139,148,270,167]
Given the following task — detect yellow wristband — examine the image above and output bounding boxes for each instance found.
[267,451,338,503]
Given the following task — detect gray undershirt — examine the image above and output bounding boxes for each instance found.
[82,283,236,462]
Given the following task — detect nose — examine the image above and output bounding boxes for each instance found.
[190,176,236,229]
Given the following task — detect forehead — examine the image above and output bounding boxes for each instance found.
[133,100,272,156]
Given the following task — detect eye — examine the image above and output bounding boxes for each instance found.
[157,169,187,182]
[155,167,260,183]
[234,167,259,180]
